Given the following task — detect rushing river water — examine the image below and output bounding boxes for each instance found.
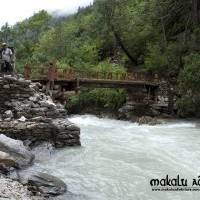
[26,115,200,200]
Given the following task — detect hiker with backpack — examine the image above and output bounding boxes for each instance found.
[0,43,15,76]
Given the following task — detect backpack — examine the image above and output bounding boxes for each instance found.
[8,46,16,61]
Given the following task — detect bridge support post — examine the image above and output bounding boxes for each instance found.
[46,58,56,95]
[24,64,31,80]
[74,76,81,95]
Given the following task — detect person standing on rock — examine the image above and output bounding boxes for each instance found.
[0,43,14,76]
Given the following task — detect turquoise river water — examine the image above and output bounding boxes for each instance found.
[25,115,200,200]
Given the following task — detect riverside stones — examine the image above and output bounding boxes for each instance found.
[0,175,34,200]
[0,134,35,168]
[0,151,19,168]
[0,119,80,148]
[137,116,163,125]
[4,110,13,118]
[118,103,161,123]
[28,172,67,197]
[0,76,67,119]
[53,119,81,148]
[0,76,81,148]
[0,76,78,199]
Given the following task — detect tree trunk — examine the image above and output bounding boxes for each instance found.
[104,4,138,65]
[191,0,199,28]
[110,23,138,65]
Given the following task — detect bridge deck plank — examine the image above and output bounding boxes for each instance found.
[32,78,158,87]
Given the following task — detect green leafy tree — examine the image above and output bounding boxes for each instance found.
[94,0,155,66]
[12,10,52,60]
[0,23,12,44]
[177,53,200,116]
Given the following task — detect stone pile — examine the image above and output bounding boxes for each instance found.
[0,76,81,148]
[118,102,161,123]
[154,81,169,107]
[53,119,81,148]
[0,76,67,119]
[0,118,80,148]
[118,82,175,123]
[0,76,80,199]
[0,135,68,199]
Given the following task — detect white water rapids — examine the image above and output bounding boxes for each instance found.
[26,115,200,200]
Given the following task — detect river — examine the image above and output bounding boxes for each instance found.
[25,115,200,200]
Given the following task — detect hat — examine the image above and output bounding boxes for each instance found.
[2,43,7,46]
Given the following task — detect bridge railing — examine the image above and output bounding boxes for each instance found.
[59,69,149,82]
[25,63,158,83]
[24,64,49,80]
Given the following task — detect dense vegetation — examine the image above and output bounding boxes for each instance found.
[66,88,126,113]
[0,0,200,116]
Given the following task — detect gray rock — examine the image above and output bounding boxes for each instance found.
[66,124,80,131]
[29,96,38,103]
[18,116,27,122]
[3,117,12,121]
[29,83,40,91]
[39,100,56,108]
[0,163,10,174]
[4,110,13,118]
[0,151,19,168]
[3,84,10,89]
[137,116,163,125]
[28,172,67,197]
[6,169,21,181]
[0,134,35,168]
[30,116,44,123]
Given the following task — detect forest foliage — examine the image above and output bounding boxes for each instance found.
[0,0,200,116]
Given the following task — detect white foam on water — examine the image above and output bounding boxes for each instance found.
[27,115,200,200]
[159,122,196,128]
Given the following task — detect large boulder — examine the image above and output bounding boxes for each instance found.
[0,134,35,168]
[28,172,67,197]
[137,116,163,125]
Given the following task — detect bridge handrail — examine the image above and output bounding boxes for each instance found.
[25,63,158,84]
[55,68,156,82]
[25,64,49,79]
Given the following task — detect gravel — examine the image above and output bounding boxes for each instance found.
[0,175,43,200]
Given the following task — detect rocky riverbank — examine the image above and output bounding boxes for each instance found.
[0,76,80,148]
[0,175,35,200]
[0,75,82,199]
[62,80,175,125]
[0,134,71,199]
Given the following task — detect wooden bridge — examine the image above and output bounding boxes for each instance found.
[24,59,159,91]
[24,60,160,104]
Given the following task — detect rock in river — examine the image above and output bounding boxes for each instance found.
[0,134,35,168]
[137,116,163,125]
[28,172,67,197]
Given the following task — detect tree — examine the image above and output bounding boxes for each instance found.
[191,0,199,28]
[94,0,155,66]
[0,23,11,44]
[12,10,52,59]
[177,53,200,116]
